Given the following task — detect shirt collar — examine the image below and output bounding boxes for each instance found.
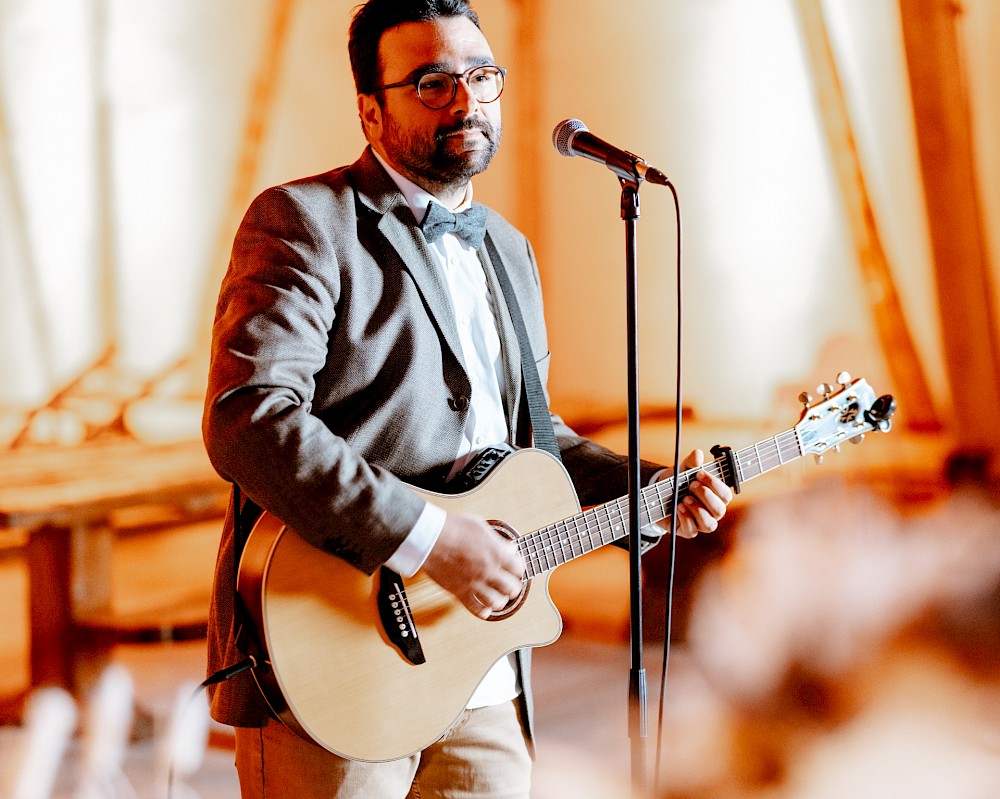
[372,150,473,224]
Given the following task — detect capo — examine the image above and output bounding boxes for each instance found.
[710,444,741,494]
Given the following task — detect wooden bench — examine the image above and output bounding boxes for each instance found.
[0,439,229,695]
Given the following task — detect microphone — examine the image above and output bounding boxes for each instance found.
[552,119,669,186]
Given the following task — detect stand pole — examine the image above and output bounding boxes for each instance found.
[621,181,647,795]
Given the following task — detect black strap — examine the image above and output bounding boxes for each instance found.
[231,482,244,639]
[230,482,262,655]
[484,234,561,461]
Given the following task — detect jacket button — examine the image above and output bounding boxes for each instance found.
[449,395,470,412]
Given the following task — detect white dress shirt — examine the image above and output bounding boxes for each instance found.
[374,153,519,709]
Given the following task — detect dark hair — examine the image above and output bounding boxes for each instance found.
[348,0,481,95]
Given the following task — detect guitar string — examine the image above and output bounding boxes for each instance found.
[518,432,807,576]
[486,375,864,578]
[517,465,720,577]
[516,461,725,578]
[524,388,872,580]
[517,469,713,579]
[516,430,804,578]
[542,432,799,564]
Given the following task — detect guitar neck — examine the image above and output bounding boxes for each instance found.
[516,428,803,579]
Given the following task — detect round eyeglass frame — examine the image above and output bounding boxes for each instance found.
[371,65,506,110]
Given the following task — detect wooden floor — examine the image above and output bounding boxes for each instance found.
[4,463,999,798]
[0,634,656,798]
[0,520,658,798]
[6,623,1000,799]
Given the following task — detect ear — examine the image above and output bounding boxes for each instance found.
[358,93,383,142]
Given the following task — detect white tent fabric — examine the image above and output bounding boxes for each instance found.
[1,0,996,446]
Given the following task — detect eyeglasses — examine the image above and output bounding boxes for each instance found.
[371,65,506,110]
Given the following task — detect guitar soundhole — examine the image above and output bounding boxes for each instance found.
[485,520,529,622]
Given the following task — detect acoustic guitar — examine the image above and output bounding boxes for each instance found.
[237,373,895,761]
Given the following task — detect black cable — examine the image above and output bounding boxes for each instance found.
[201,655,257,688]
[165,656,257,799]
[653,179,683,790]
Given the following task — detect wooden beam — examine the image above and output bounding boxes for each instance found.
[793,0,943,433]
[193,0,298,362]
[898,0,1000,463]
[509,0,544,256]
[90,0,118,354]
[0,71,54,389]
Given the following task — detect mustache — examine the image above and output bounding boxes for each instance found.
[436,117,495,140]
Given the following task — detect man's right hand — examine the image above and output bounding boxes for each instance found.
[420,512,526,620]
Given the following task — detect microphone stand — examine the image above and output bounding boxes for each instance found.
[620,179,648,795]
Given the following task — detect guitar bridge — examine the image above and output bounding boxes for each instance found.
[377,567,426,665]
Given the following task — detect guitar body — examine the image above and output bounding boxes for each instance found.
[235,374,897,762]
[237,448,580,762]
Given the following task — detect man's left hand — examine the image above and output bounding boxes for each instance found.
[656,449,734,539]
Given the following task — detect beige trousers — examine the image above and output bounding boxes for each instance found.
[234,700,532,799]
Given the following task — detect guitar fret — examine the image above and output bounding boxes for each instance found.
[649,480,666,525]
[568,519,583,559]
[652,478,672,526]
[607,499,627,542]
[761,441,777,471]
[518,537,538,578]
[570,521,583,552]
[583,512,596,542]
[737,431,799,481]
[588,507,607,549]
[559,519,577,563]
[550,521,565,566]
[640,490,655,530]
[541,527,557,571]
[571,515,586,558]
[738,445,763,481]
[546,523,562,569]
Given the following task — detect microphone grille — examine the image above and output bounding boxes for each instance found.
[552,118,588,157]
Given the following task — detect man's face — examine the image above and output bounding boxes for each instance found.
[359,16,502,195]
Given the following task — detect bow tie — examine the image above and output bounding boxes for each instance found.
[419,201,488,249]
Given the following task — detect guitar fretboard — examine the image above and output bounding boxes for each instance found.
[515,428,803,579]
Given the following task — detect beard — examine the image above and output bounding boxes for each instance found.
[381,113,501,189]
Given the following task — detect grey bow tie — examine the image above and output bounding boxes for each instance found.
[419,201,488,249]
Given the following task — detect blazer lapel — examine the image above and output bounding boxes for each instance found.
[349,149,467,373]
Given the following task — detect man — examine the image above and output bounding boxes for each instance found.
[202,1,732,796]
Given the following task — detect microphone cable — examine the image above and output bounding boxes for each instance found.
[652,178,683,791]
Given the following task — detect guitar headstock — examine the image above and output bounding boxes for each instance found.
[795,372,896,461]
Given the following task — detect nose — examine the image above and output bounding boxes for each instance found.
[450,75,480,115]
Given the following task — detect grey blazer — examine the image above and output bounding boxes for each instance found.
[203,147,655,745]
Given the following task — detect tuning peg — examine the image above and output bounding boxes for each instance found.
[834,444,841,453]
[850,434,865,444]
[865,394,897,432]
[798,391,813,409]
[817,383,834,400]
[814,453,824,465]
[837,371,852,387]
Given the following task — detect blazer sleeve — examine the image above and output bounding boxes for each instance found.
[203,184,424,575]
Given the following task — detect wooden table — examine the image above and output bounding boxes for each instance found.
[0,438,229,692]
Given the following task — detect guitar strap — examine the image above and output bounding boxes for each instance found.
[231,483,264,655]
[483,233,561,462]
[232,482,243,639]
